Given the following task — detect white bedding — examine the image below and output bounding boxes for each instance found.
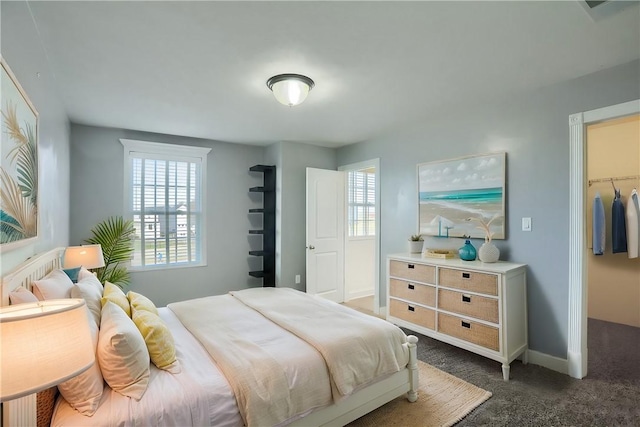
[51,308,243,427]
[52,291,410,427]
[168,294,333,427]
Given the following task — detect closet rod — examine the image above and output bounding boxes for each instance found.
[588,175,640,187]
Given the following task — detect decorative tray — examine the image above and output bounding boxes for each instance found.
[424,249,458,259]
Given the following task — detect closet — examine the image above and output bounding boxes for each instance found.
[585,114,640,380]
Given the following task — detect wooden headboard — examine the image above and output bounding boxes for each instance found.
[1,247,65,306]
[1,246,66,427]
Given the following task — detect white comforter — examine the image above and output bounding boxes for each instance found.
[170,288,409,427]
[52,289,410,427]
[168,293,333,427]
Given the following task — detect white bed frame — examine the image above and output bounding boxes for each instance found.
[290,335,418,426]
[1,247,66,427]
[1,247,419,427]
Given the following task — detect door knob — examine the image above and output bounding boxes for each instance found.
[307,245,316,250]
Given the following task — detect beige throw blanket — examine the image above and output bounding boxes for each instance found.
[230,288,409,398]
[168,295,331,427]
[170,288,409,426]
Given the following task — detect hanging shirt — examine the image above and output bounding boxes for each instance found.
[612,188,628,254]
[593,192,605,256]
[626,188,639,259]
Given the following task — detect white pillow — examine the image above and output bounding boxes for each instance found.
[71,275,104,328]
[78,267,97,281]
[57,308,104,416]
[32,269,74,300]
[9,287,39,304]
[98,301,150,400]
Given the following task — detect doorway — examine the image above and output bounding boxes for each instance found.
[585,114,640,382]
[305,160,381,314]
[339,159,380,315]
[567,99,640,379]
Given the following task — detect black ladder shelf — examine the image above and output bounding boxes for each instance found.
[248,165,276,287]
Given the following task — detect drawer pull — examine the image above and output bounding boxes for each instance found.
[462,272,471,279]
[462,295,471,303]
[408,264,415,269]
[408,305,415,312]
[461,321,471,329]
[408,284,415,290]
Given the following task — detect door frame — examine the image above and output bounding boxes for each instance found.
[339,159,381,314]
[567,99,640,379]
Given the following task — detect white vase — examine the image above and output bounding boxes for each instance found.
[478,242,500,263]
[408,240,424,254]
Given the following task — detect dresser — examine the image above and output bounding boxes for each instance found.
[387,253,528,380]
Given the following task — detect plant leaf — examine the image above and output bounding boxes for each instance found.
[85,216,135,286]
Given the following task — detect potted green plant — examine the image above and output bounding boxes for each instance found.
[85,216,135,288]
[408,234,424,254]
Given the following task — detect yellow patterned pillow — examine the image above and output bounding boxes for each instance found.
[127,291,159,315]
[132,309,180,373]
[101,281,131,317]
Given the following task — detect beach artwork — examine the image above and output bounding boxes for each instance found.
[418,152,506,239]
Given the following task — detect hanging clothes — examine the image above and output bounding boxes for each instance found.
[593,192,605,255]
[612,187,628,254]
[626,188,639,259]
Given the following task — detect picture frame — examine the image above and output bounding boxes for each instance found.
[417,152,506,240]
[1,57,39,250]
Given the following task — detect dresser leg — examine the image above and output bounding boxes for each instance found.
[502,363,510,381]
[522,349,529,365]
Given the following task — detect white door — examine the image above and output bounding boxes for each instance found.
[306,168,345,302]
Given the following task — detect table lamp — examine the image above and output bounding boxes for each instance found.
[63,244,105,270]
[0,299,95,402]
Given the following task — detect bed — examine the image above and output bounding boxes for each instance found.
[1,247,419,427]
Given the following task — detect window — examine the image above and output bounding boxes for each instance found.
[347,169,376,237]
[121,139,211,269]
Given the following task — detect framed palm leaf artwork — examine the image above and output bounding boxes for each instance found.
[1,58,39,248]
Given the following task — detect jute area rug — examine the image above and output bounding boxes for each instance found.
[348,361,492,427]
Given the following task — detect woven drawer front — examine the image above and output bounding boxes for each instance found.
[438,289,499,323]
[390,298,435,330]
[438,312,499,351]
[389,260,435,283]
[438,268,498,296]
[390,279,436,307]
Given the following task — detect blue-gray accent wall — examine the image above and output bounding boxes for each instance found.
[336,59,640,359]
[69,124,266,306]
[0,0,71,274]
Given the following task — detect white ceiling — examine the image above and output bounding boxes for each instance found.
[22,1,640,147]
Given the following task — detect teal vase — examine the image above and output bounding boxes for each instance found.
[459,239,476,261]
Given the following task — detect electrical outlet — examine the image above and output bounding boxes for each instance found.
[522,217,532,232]
[295,274,301,284]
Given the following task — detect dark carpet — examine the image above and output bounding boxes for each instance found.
[404,318,640,426]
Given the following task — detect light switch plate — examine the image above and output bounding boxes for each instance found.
[522,217,532,231]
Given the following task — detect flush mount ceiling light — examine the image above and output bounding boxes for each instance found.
[266,74,315,107]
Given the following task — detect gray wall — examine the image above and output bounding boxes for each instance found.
[264,141,337,290]
[0,1,71,274]
[69,124,265,306]
[336,60,640,359]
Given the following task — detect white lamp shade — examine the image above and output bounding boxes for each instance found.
[271,79,311,107]
[63,244,105,269]
[0,299,95,401]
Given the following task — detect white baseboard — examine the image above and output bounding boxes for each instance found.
[345,290,374,301]
[526,349,569,375]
